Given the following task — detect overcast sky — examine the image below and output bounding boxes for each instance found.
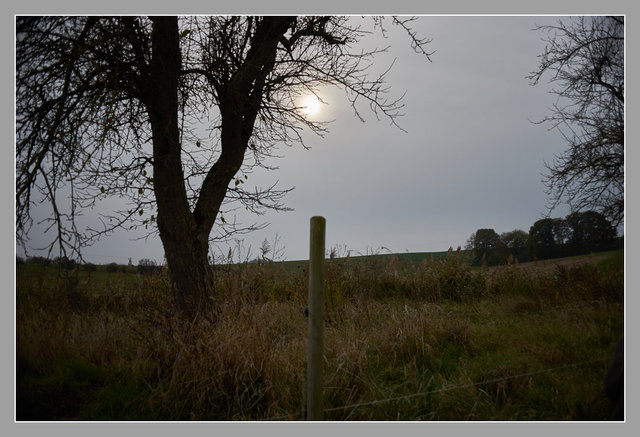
[17,16,587,264]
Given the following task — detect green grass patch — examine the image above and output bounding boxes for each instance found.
[596,249,624,272]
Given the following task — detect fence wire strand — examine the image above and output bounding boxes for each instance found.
[266,358,607,421]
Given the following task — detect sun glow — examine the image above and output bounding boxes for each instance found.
[300,94,321,116]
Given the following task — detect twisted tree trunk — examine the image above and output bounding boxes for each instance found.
[146,17,293,317]
[147,17,213,316]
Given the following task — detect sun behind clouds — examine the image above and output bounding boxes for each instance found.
[299,94,321,117]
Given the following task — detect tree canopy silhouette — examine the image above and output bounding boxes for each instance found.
[529,16,624,227]
[16,16,431,316]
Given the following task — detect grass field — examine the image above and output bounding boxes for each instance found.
[15,249,624,420]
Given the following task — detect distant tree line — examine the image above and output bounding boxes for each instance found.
[17,255,81,270]
[17,256,161,275]
[466,210,621,266]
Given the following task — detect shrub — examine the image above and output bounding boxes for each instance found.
[82,263,98,272]
[105,263,120,273]
[53,256,77,270]
[436,255,486,301]
[137,259,158,275]
[26,256,50,266]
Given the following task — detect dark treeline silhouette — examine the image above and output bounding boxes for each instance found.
[467,211,621,266]
[18,211,621,271]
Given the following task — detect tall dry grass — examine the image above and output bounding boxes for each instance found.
[16,251,623,420]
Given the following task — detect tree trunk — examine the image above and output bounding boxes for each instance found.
[148,17,215,317]
[157,220,216,317]
[145,17,294,317]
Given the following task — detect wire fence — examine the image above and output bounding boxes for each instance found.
[320,305,583,321]
[266,358,608,421]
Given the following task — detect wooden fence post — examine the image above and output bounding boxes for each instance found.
[307,216,325,420]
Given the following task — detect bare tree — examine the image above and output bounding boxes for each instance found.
[16,16,431,316]
[528,16,624,226]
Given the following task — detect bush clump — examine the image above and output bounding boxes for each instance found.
[105,262,120,272]
[137,259,159,275]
